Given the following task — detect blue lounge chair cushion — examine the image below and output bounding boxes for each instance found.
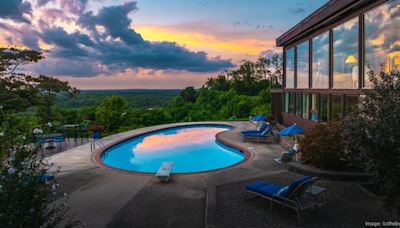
[39,174,54,182]
[240,123,268,134]
[246,180,270,191]
[255,184,283,197]
[276,186,289,196]
[243,128,272,137]
[281,176,313,197]
[242,132,263,137]
[287,148,296,154]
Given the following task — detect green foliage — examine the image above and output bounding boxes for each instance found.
[95,95,128,133]
[0,47,78,227]
[179,86,197,103]
[299,121,349,170]
[56,89,179,109]
[64,56,281,134]
[0,145,78,228]
[342,70,400,211]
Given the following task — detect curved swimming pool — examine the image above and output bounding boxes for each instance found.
[100,125,246,173]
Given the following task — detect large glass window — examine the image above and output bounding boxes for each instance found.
[364,0,400,87]
[302,93,309,119]
[296,93,302,116]
[284,92,289,113]
[312,32,330,88]
[345,95,359,115]
[289,92,295,114]
[311,94,319,121]
[320,95,329,122]
[333,17,359,89]
[285,48,295,88]
[297,41,309,88]
[332,95,343,120]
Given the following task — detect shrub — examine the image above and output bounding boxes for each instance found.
[299,121,349,170]
[0,141,78,227]
[342,70,400,212]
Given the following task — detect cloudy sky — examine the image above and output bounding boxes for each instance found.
[0,0,326,89]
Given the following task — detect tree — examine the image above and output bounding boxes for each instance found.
[342,70,400,212]
[0,47,78,227]
[95,95,128,133]
[179,86,197,103]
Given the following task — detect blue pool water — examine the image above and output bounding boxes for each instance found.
[101,125,245,173]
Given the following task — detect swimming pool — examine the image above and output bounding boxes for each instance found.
[100,125,246,173]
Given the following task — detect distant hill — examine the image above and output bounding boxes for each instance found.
[56,89,181,109]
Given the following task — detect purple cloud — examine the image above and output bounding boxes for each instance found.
[0,0,32,23]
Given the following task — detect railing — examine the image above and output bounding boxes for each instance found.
[90,139,105,152]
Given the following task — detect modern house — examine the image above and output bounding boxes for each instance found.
[271,0,400,131]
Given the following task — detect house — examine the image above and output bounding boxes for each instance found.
[271,0,400,131]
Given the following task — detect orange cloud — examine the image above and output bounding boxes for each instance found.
[134,24,276,61]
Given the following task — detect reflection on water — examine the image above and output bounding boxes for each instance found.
[133,128,222,153]
[102,125,245,173]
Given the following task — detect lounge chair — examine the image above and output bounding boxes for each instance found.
[246,176,318,225]
[274,145,298,164]
[241,122,276,142]
[240,122,269,134]
[156,162,174,183]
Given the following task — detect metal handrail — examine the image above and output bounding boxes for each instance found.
[90,139,105,152]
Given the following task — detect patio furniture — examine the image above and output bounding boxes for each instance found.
[246,176,318,225]
[63,124,80,138]
[241,122,276,142]
[274,148,297,164]
[240,122,269,134]
[78,123,89,139]
[34,133,65,149]
[39,174,54,182]
[156,162,174,183]
[305,185,327,204]
[250,114,267,126]
[278,123,305,144]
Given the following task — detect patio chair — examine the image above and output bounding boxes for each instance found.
[241,122,276,142]
[246,176,318,225]
[240,122,269,134]
[274,147,297,164]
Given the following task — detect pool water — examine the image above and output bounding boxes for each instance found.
[101,125,246,173]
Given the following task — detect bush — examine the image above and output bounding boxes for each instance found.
[0,138,78,227]
[342,70,400,212]
[299,121,349,170]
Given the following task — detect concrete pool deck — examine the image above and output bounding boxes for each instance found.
[50,122,284,227]
[50,122,396,227]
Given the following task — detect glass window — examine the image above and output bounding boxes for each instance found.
[296,93,302,116]
[320,95,329,122]
[311,94,319,121]
[333,17,359,89]
[285,48,295,88]
[297,41,309,88]
[345,95,359,115]
[289,92,295,114]
[312,32,330,88]
[332,95,342,120]
[302,93,309,119]
[284,92,289,113]
[364,0,400,87]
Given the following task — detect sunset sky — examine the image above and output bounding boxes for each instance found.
[0,0,327,89]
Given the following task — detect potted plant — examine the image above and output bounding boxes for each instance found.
[88,124,104,139]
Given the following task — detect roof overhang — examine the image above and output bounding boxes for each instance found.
[276,0,381,47]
